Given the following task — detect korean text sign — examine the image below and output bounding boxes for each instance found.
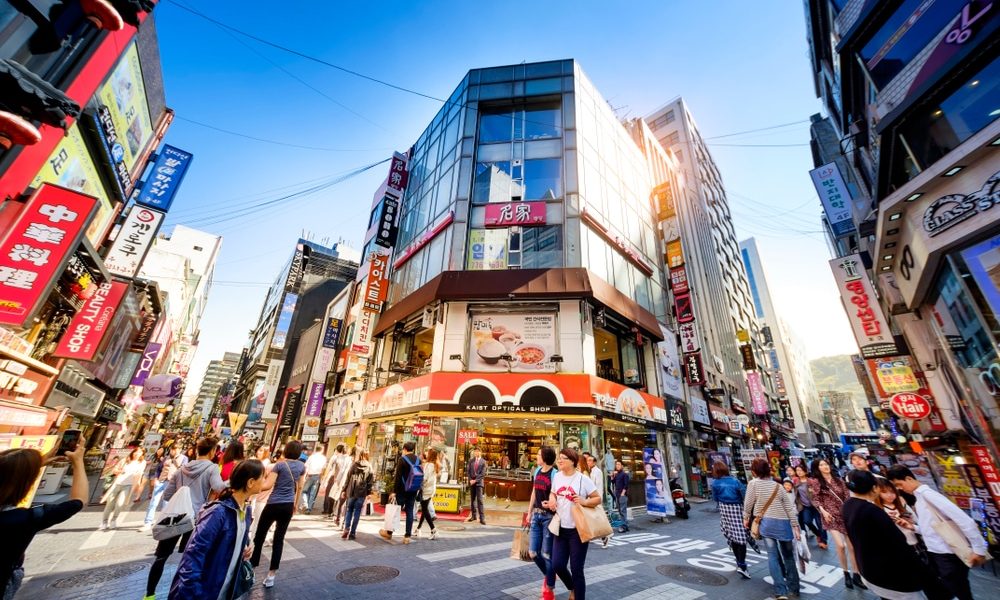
[809,162,855,237]
[0,185,98,326]
[747,371,768,415]
[135,145,193,212]
[104,205,164,278]
[52,280,129,360]
[829,254,898,358]
[484,202,546,227]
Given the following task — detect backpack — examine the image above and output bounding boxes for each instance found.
[402,455,424,493]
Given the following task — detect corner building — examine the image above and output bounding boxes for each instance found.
[357,60,678,512]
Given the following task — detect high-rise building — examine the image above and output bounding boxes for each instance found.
[740,237,826,444]
[193,351,241,424]
[804,0,1000,464]
[233,239,358,441]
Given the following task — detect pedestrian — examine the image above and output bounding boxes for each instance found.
[250,439,306,589]
[528,447,566,592]
[142,447,166,502]
[848,452,870,472]
[0,445,88,599]
[219,440,244,484]
[185,446,197,463]
[887,465,988,600]
[251,446,273,522]
[710,461,751,579]
[611,460,630,532]
[465,446,486,525]
[414,448,441,539]
[794,464,827,549]
[321,444,351,524]
[785,465,797,484]
[542,447,601,600]
[341,449,374,541]
[583,453,610,548]
[101,446,146,530]
[168,460,263,600]
[843,469,939,600]
[379,441,421,544]
[143,445,186,532]
[743,458,800,600]
[874,476,919,546]
[145,436,227,600]
[808,459,865,590]
[299,444,326,514]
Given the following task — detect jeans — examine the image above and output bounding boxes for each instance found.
[147,529,191,595]
[530,510,568,585]
[763,536,800,596]
[799,506,827,543]
[144,480,168,525]
[546,527,589,598]
[344,496,365,537]
[251,502,294,571]
[102,483,133,525]
[617,494,629,530]
[469,484,484,521]
[416,498,436,531]
[301,474,321,511]
[929,552,973,600]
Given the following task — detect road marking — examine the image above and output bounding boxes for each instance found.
[451,556,534,578]
[303,527,364,550]
[79,529,115,550]
[501,560,642,598]
[619,582,705,600]
[419,542,511,563]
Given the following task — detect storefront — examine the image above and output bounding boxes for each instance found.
[0,327,60,435]
[357,371,670,513]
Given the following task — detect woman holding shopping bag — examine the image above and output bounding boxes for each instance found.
[169,460,264,600]
[101,447,146,530]
[743,458,800,600]
[541,448,601,600]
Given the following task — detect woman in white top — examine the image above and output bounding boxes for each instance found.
[541,448,600,600]
[100,447,146,530]
[414,448,440,539]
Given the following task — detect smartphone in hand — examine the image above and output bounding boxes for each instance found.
[57,429,82,456]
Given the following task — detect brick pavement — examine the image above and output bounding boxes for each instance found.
[15,501,1000,599]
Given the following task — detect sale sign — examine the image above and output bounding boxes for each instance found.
[0,185,98,326]
[889,392,931,419]
[458,429,479,444]
[412,422,431,436]
[52,280,129,360]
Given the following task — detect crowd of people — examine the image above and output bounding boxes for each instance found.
[709,452,990,600]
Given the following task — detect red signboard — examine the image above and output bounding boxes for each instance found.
[412,422,431,437]
[0,185,98,326]
[484,202,546,227]
[362,253,391,312]
[684,351,705,386]
[970,445,1000,508]
[748,371,768,415]
[52,280,128,360]
[890,392,932,419]
[458,429,479,444]
[674,293,694,324]
[670,266,689,295]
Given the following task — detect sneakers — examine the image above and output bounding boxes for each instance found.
[379,529,393,541]
[347,534,356,540]
[403,536,411,545]
[775,595,788,600]
[429,529,438,540]
[736,566,750,579]
[142,595,155,600]
[412,529,420,538]
[601,536,609,548]
[464,515,476,523]
[263,575,275,588]
[540,582,555,600]
[108,520,117,530]
[139,523,152,533]
[98,522,108,531]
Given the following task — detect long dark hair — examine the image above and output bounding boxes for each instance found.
[222,441,244,464]
[219,459,265,502]
[0,448,43,507]
[810,458,834,492]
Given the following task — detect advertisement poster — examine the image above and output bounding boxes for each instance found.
[929,451,974,509]
[468,313,556,372]
[865,356,919,396]
[467,229,508,270]
[96,42,153,175]
[30,123,114,245]
[643,447,674,517]
[963,463,1000,542]
[657,326,682,400]
[740,449,767,480]
[271,293,298,350]
[561,423,589,451]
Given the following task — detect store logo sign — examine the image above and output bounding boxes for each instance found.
[923,169,1000,237]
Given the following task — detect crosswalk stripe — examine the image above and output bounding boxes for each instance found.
[79,529,115,549]
[451,556,535,578]
[304,527,364,550]
[501,560,642,598]
[418,542,512,563]
[618,582,705,600]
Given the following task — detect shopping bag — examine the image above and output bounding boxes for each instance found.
[153,486,195,541]
[796,537,811,573]
[510,527,531,561]
[572,503,613,543]
[382,502,401,533]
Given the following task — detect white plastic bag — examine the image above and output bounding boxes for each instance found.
[383,502,401,533]
[153,486,194,541]
[796,536,811,573]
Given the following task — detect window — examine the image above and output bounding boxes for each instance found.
[594,324,647,388]
[473,161,518,203]
[479,113,513,144]
[466,226,562,270]
[665,131,680,146]
[478,105,561,144]
[675,149,683,162]
[523,158,562,200]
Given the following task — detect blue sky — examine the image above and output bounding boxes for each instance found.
[150,1,859,395]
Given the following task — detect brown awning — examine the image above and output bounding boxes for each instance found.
[373,268,663,340]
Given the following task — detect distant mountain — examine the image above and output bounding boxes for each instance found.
[810,355,865,398]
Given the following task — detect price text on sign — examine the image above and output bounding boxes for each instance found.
[889,393,931,419]
[458,429,479,444]
[412,422,431,436]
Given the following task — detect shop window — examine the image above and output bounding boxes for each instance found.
[381,324,435,385]
[595,324,647,388]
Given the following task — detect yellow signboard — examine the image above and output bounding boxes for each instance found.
[97,42,153,173]
[736,329,750,343]
[433,486,461,513]
[31,123,114,245]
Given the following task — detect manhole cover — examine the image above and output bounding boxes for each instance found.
[336,566,400,585]
[440,525,466,531]
[51,563,146,588]
[656,565,729,586]
[80,544,152,562]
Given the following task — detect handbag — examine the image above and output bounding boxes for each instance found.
[231,559,254,599]
[153,485,195,541]
[750,484,781,540]
[923,497,980,567]
[572,502,613,543]
[510,527,531,561]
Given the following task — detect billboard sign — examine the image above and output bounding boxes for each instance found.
[270,293,298,350]
[387,151,409,196]
[373,196,400,249]
[656,326,682,401]
[809,162,855,237]
[865,356,920,397]
[830,254,898,358]
[674,293,694,323]
[670,265,689,295]
[104,205,164,278]
[679,321,698,353]
[362,253,390,312]
[468,313,556,373]
[467,229,508,270]
[322,317,342,349]
[52,280,129,360]
[96,42,153,178]
[0,185,98,326]
[748,371,768,415]
[135,145,194,213]
[130,342,162,387]
[484,202,546,227]
[684,351,705,386]
[259,359,285,419]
